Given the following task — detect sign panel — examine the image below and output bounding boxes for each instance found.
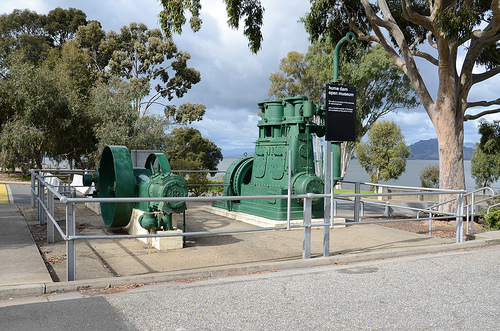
[325,84,356,141]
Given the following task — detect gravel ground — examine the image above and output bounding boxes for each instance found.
[362,216,487,238]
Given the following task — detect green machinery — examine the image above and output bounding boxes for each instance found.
[84,145,188,231]
[212,95,328,220]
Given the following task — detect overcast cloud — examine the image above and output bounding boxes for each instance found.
[3,0,500,156]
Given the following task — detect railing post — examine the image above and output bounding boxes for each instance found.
[30,170,36,207]
[303,195,312,259]
[354,182,361,222]
[66,202,76,281]
[429,212,433,236]
[470,192,475,234]
[47,190,54,243]
[384,202,391,217]
[287,150,292,230]
[456,194,464,243]
[37,174,45,225]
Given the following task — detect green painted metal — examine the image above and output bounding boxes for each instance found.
[89,146,187,231]
[332,31,356,83]
[213,95,326,220]
[98,146,136,227]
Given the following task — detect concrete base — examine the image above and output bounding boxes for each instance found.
[85,202,101,214]
[204,205,345,229]
[124,209,183,250]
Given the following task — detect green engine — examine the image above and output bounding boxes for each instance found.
[84,145,188,231]
[213,95,326,220]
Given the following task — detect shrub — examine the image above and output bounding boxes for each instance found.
[420,165,439,188]
[484,207,500,230]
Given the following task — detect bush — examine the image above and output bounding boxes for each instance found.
[484,207,500,230]
[420,165,439,188]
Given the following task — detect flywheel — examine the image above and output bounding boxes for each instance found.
[98,146,136,227]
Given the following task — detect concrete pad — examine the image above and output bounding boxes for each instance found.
[203,205,346,228]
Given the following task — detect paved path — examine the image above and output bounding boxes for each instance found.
[1,182,499,302]
[1,245,499,330]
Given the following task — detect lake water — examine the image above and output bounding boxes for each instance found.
[217,158,495,191]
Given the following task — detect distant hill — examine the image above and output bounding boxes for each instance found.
[409,138,474,160]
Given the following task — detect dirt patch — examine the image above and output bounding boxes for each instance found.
[361,216,487,239]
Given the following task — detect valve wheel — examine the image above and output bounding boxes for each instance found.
[98,146,135,227]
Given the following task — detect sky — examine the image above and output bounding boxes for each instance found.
[2,0,500,156]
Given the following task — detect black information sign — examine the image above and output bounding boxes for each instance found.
[325,84,356,141]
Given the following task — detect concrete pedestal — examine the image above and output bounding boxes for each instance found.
[125,209,183,250]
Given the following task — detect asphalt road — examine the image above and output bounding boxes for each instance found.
[2,245,499,330]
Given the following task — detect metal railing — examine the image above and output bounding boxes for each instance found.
[30,169,470,283]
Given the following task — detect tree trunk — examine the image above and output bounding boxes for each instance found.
[432,98,465,214]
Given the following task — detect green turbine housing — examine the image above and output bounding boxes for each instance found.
[84,146,187,231]
[213,95,327,220]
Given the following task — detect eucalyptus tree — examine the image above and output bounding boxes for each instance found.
[101,22,203,119]
[158,0,500,210]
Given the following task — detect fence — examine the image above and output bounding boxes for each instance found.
[30,169,479,282]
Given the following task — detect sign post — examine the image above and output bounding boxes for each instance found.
[323,32,356,258]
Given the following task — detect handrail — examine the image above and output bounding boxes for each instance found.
[30,169,471,282]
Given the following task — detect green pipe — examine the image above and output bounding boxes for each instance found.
[332,31,356,82]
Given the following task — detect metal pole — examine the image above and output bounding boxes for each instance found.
[287,150,292,230]
[354,182,361,222]
[465,204,470,235]
[324,141,331,231]
[324,152,333,257]
[470,192,475,234]
[31,171,36,207]
[330,151,334,226]
[37,175,43,224]
[47,190,54,243]
[429,212,433,236]
[303,195,312,259]
[66,202,76,281]
[456,194,464,243]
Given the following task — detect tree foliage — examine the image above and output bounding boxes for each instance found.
[164,127,223,172]
[420,165,440,188]
[0,8,215,172]
[356,120,411,184]
[470,120,500,188]
[158,0,264,53]
[0,8,87,69]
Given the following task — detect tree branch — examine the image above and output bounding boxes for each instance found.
[400,0,434,31]
[464,107,500,121]
[427,31,437,49]
[467,97,500,109]
[472,66,500,85]
[471,0,500,40]
[360,0,435,113]
[411,50,439,66]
